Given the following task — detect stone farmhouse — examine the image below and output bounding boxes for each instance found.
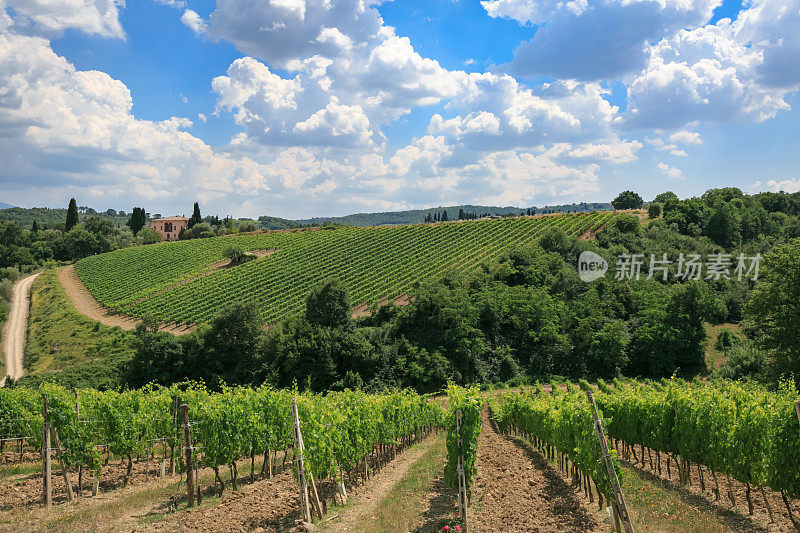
[150,216,188,241]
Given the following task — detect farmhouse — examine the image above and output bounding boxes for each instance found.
[150,216,188,241]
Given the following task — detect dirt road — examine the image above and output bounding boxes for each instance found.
[58,265,194,336]
[1,272,40,385]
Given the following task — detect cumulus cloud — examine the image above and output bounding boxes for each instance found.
[485,0,720,80]
[181,9,207,36]
[765,178,800,193]
[624,0,800,130]
[1,0,125,38]
[657,162,684,180]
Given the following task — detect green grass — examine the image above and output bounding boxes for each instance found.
[75,212,620,325]
[19,269,135,387]
[622,465,732,533]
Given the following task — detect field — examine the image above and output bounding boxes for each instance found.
[3,380,800,532]
[74,212,618,325]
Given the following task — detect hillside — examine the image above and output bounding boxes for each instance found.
[0,201,13,209]
[73,212,618,325]
[0,206,131,228]
[293,202,613,227]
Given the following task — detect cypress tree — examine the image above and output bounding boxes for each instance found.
[441,210,448,222]
[188,202,202,228]
[65,198,79,231]
[31,220,40,233]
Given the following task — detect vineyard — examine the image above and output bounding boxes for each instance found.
[73,212,619,325]
[4,380,800,530]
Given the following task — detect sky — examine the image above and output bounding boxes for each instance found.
[0,0,798,219]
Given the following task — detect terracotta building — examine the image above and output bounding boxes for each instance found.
[150,216,189,241]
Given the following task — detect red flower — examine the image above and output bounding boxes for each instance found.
[455,526,461,532]
[443,526,450,532]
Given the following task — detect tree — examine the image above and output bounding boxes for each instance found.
[441,210,449,222]
[126,207,147,235]
[746,240,800,386]
[611,190,644,210]
[201,301,265,386]
[647,202,662,219]
[223,244,247,264]
[31,220,40,233]
[188,202,202,229]
[653,191,679,204]
[65,198,79,231]
[137,228,162,244]
[306,278,351,327]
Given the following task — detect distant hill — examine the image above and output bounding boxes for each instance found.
[0,206,132,228]
[0,202,13,210]
[255,215,299,230]
[292,202,612,227]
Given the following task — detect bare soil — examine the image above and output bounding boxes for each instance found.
[0,452,181,511]
[470,409,605,532]
[351,293,412,318]
[58,265,195,335]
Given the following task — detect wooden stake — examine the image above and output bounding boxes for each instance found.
[455,409,469,533]
[586,390,634,533]
[291,398,311,523]
[50,427,74,501]
[42,397,52,508]
[181,404,195,508]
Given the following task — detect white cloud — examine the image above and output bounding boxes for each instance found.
[181,9,207,36]
[2,0,125,38]
[657,162,684,180]
[484,0,720,80]
[197,113,207,122]
[765,178,800,193]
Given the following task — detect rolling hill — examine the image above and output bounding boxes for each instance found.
[293,202,613,226]
[73,212,619,325]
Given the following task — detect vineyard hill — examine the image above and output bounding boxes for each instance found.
[74,212,619,325]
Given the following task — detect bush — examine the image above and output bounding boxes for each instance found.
[223,244,247,264]
[648,202,662,219]
[715,329,742,352]
[137,228,162,244]
[713,342,765,380]
[238,221,257,233]
[614,214,640,233]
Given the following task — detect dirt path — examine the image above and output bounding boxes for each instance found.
[323,436,438,532]
[58,265,195,336]
[1,273,39,385]
[470,409,604,532]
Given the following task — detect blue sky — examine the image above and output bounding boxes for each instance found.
[0,0,798,218]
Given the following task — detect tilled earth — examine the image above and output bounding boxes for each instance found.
[470,410,606,532]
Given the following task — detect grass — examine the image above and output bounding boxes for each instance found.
[0,461,41,480]
[366,434,447,533]
[19,268,135,387]
[705,322,742,370]
[622,465,731,533]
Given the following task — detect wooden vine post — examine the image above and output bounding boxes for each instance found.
[586,390,634,533]
[50,426,75,501]
[794,401,800,426]
[291,398,323,522]
[455,409,469,532]
[181,404,195,508]
[42,396,52,508]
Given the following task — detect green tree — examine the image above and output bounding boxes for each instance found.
[611,190,644,210]
[201,301,265,386]
[306,278,351,327]
[126,207,147,235]
[223,244,246,264]
[746,240,800,385]
[647,202,662,219]
[65,198,79,231]
[653,191,679,204]
[188,202,202,229]
[31,220,40,233]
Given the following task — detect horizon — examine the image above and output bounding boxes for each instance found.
[0,0,798,219]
